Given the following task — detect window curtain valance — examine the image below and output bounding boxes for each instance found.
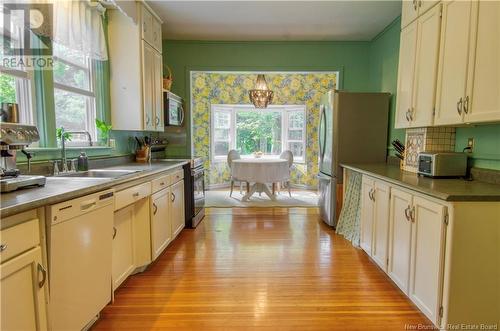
[53,0,108,60]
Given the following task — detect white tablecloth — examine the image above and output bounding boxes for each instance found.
[232,159,290,183]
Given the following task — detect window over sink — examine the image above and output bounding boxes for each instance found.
[210,104,306,163]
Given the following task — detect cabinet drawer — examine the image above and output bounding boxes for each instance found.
[151,174,171,194]
[171,169,184,184]
[0,219,40,263]
[115,182,151,211]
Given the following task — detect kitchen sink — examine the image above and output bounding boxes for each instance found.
[56,169,141,178]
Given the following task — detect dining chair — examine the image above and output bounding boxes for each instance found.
[279,150,294,197]
[227,149,248,197]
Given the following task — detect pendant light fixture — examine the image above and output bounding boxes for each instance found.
[249,74,274,108]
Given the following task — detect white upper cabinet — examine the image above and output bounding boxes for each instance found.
[434,0,473,126]
[108,2,164,132]
[411,4,442,127]
[464,1,500,123]
[395,23,418,129]
[396,4,441,129]
[401,0,440,28]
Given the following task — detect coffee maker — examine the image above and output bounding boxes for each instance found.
[0,103,46,193]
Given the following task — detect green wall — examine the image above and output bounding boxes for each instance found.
[368,17,404,156]
[162,40,373,157]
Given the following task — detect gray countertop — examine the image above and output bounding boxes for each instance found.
[0,160,189,218]
[341,163,500,202]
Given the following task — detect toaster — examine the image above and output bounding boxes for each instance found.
[417,152,468,178]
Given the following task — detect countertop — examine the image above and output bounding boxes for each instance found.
[341,163,500,202]
[0,160,189,219]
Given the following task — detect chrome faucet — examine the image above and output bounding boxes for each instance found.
[59,128,93,173]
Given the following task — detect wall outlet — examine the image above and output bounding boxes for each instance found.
[467,137,474,152]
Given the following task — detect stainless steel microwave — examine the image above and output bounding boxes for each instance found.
[417,152,468,178]
[164,91,184,126]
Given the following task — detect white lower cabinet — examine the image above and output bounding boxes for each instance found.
[0,211,47,331]
[360,177,375,254]
[151,188,172,260]
[360,176,390,272]
[387,187,413,293]
[170,179,185,239]
[409,196,446,325]
[1,246,47,331]
[388,187,447,326]
[361,177,449,327]
[112,205,136,290]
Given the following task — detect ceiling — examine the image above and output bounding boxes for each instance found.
[147,1,402,42]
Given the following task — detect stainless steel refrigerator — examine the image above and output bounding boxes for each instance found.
[318,90,390,227]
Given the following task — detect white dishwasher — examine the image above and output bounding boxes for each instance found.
[47,189,114,331]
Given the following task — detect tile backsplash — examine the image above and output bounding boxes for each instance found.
[404,127,456,172]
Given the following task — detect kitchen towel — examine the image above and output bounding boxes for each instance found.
[336,169,362,247]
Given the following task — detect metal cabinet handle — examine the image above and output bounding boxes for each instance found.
[153,202,158,215]
[146,115,150,125]
[406,109,411,122]
[410,206,416,223]
[0,244,7,252]
[404,206,412,221]
[409,108,414,121]
[133,192,140,198]
[464,95,469,114]
[457,97,463,115]
[371,189,376,202]
[37,263,47,288]
[113,227,117,239]
[419,0,422,8]
[413,0,418,10]
[155,116,160,125]
[171,192,176,202]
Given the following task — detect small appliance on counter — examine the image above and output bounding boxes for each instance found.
[0,121,46,193]
[417,152,468,178]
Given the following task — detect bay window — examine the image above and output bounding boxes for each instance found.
[211,105,306,163]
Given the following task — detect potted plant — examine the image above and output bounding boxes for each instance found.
[56,127,72,146]
[95,119,112,146]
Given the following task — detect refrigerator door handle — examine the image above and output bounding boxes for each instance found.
[319,105,327,161]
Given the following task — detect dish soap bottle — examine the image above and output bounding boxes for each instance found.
[77,152,89,171]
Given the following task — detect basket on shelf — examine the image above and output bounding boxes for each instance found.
[163,65,173,91]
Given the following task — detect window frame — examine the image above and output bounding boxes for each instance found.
[0,66,37,126]
[210,104,307,164]
[53,45,97,143]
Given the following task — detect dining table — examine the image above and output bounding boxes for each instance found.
[231,158,290,201]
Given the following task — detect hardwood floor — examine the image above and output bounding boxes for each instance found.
[93,208,431,330]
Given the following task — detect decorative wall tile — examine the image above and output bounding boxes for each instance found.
[191,72,338,187]
[403,127,456,173]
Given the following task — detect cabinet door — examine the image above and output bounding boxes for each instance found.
[435,0,473,125]
[112,205,135,290]
[409,197,446,325]
[153,50,164,131]
[371,181,391,272]
[464,1,500,123]
[152,17,162,53]
[171,180,185,239]
[142,41,155,131]
[401,0,419,28]
[141,5,153,45]
[419,0,440,15]
[359,177,374,254]
[1,247,47,331]
[387,188,413,294]
[411,4,442,128]
[395,23,418,129]
[151,189,172,260]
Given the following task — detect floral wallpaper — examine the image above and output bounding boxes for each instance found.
[191,72,337,187]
